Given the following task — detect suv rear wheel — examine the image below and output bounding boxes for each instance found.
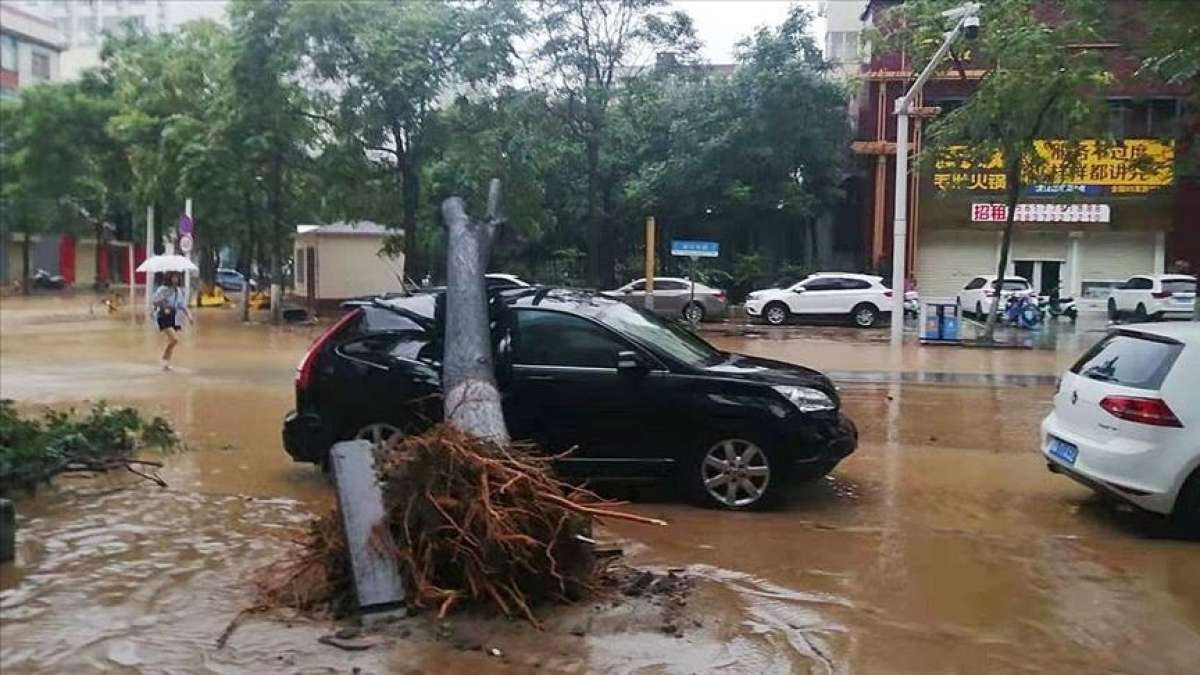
[851,303,878,328]
[1107,298,1119,321]
[689,437,781,510]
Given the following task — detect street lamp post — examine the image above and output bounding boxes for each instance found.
[890,2,981,345]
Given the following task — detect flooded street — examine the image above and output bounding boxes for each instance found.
[2,296,1197,674]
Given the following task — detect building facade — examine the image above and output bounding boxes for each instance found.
[819,0,869,82]
[13,0,225,79]
[852,0,1197,307]
[0,4,65,99]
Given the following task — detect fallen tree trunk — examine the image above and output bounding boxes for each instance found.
[440,179,508,443]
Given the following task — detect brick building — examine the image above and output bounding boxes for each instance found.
[852,0,1197,306]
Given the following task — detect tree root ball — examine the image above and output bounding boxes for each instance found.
[258,425,661,626]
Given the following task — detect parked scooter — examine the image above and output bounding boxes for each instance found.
[30,269,67,290]
[1038,287,1077,322]
[1003,293,1043,329]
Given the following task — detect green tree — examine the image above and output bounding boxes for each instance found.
[878,0,1113,341]
[1,74,129,291]
[530,0,699,286]
[288,0,525,277]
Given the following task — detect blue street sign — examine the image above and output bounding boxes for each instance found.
[670,239,719,258]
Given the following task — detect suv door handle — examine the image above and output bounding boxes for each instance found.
[524,374,557,381]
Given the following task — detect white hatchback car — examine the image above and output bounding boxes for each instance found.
[744,273,894,328]
[956,274,1034,319]
[1042,323,1199,534]
[1107,274,1196,321]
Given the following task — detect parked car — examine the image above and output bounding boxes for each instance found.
[607,277,728,323]
[1107,274,1196,321]
[1042,323,1199,534]
[283,288,857,510]
[744,272,894,328]
[956,275,1034,319]
[485,273,531,290]
[215,268,256,293]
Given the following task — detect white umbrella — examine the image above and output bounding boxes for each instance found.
[136,254,199,274]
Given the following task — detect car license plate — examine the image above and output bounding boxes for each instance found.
[1048,437,1078,465]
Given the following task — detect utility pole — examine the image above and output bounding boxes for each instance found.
[889,2,981,345]
[644,217,656,312]
[144,206,154,324]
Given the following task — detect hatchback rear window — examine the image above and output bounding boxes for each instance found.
[1162,280,1196,294]
[1070,333,1184,390]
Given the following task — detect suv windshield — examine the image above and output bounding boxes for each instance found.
[596,303,723,367]
[1070,332,1184,390]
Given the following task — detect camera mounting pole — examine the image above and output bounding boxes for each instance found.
[889,2,981,346]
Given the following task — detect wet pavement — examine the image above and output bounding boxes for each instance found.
[1,294,1197,674]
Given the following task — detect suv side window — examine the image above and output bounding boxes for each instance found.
[1134,277,1154,290]
[628,280,646,291]
[839,278,872,290]
[513,310,629,368]
[965,277,985,290]
[802,278,840,292]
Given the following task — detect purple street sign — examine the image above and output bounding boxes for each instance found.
[178,214,194,235]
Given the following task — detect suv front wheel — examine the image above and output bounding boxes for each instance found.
[689,437,781,510]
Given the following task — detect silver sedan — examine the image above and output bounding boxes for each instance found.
[607,277,728,323]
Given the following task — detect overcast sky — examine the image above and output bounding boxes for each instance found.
[35,0,824,64]
[670,1,824,63]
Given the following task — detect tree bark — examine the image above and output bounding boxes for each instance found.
[401,154,422,278]
[20,230,31,295]
[440,180,508,444]
[983,162,1022,343]
[585,134,602,286]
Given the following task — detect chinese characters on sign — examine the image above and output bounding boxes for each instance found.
[932,139,1174,194]
[970,203,1111,223]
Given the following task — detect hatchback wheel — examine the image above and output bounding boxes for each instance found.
[851,303,878,328]
[1172,471,1200,539]
[683,302,706,324]
[692,437,778,510]
[355,422,402,448]
[975,301,984,320]
[763,302,789,326]
[1107,298,1119,321]
[1134,303,1148,322]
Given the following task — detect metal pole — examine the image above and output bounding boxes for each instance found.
[890,109,909,345]
[184,198,193,306]
[644,217,656,312]
[144,205,154,323]
[689,256,697,327]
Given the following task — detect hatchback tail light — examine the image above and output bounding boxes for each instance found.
[1099,395,1183,427]
[1151,291,1171,299]
[296,308,363,391]
[883,290,894,298]
[985,289,996,297]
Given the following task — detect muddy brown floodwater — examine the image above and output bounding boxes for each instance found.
[1,295,1197,674]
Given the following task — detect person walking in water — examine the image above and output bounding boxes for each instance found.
[153,272,192,370]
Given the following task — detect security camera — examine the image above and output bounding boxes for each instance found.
[963,15,980,39]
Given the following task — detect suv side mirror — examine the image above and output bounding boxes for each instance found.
[616,350,647,374]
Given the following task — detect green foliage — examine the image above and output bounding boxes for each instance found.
[0,400,177,495]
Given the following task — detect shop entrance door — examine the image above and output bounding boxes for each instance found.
[1013,260,1063,296]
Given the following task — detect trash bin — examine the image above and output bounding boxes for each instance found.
[919,299,961,344]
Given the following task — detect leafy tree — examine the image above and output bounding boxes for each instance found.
[530,0,699,286]
[878,0,1113,341]
[1,75,128,291]
[288,0,525,277]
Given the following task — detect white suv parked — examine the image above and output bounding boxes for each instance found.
[1042,323,1199,534]
[744,273,894,328]
[1107,274,1196,321]
[956,275,1034,319]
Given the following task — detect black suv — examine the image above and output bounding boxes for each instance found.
[283,288,856,509]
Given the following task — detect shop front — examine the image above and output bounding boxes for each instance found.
[913,139,1175,310]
